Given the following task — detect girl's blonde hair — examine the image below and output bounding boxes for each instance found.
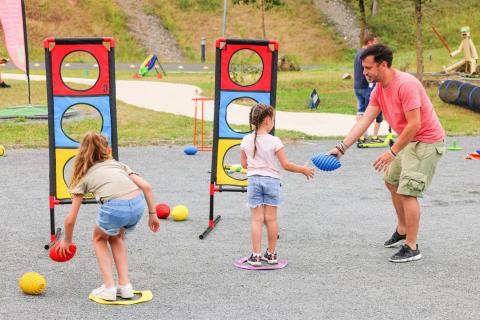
[249,103,275,158]
[70,131,110,187]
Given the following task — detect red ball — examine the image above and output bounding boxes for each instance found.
[49,242,77,262]
[156,203,170,219]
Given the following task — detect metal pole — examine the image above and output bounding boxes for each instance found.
[200,37,206,63]
[21,0,31,104]
[193,99,198,147]
[222,0,227,37]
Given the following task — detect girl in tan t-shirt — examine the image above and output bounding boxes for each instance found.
[55,132,160,301]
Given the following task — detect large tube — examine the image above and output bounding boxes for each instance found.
[438,80,480,113]
[468,87,480,112]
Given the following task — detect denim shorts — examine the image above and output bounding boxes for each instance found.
[97,193,145,236]
[247,175,281,208]
[354,88,383,123]
[354,88,369,114]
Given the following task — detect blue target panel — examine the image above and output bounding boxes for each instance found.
[218,90,271,139]
[53,96,112,148]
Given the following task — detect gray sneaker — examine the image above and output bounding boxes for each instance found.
[384,230,406,248]
[369,136,384,143]
[389,244,422,263]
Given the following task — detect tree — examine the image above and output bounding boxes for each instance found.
[232,0,284,39]
[342,0,372,47]
[414,0,423,81]
[371,0,379,16]
[358,0,366,47]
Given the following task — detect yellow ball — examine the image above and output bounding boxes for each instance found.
[171,205,189,221]
[0,145,5,157]
[19,272,46,295]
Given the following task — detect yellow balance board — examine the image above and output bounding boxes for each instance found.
[89,290,152,305]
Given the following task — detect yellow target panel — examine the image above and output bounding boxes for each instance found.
[216,139,247,187]
[55,149,94,200]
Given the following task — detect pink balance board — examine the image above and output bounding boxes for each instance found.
[234,257,288,270]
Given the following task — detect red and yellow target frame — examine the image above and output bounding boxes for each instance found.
[199,38,279,239]
[44,37,118,249]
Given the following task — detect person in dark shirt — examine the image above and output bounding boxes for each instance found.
[354,33,381,142]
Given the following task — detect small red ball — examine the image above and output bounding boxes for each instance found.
[156,203,170,219]
[50,242,77,262]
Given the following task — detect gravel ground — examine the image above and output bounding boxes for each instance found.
[1,138,479,319]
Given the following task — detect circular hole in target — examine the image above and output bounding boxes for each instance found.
[63,154,95,199]
[222,144,247,181]
[60,51,100,91]
[226,97,258,133]
[228,49,264,87]
[63,155,76,187]
[61,104,104,143]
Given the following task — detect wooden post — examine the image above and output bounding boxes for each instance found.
[415,0,424,82]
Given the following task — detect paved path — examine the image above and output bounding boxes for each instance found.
[3,73,389,136]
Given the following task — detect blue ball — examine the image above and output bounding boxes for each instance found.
[476,148,480,154]
[184,146,198,155]
[311,154,341,171]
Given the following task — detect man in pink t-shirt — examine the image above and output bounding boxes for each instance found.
[329,44,446,263]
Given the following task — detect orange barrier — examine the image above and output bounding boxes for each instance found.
[192,97,213,151]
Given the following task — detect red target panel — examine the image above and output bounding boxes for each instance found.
[49,43,110,96]
[218,39,278,92]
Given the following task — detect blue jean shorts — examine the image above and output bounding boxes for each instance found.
[354,88,383,123]
[354,88,369,114]
[247,175,281,208]
[97,193,145,236]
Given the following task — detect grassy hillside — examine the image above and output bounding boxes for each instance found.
[1,0,346,64]
[0,0,145,62]
[144,0,346,63]
[2,0,480,65]
[355,0,480,53]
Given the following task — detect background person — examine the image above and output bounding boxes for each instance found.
[354,33,382,142]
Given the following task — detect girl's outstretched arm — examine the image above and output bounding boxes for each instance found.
[57,194,83,257]
[276,148,315,180]
[129,173,160,233]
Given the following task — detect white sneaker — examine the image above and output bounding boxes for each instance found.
[117,283,134,299]
[91,285,117,301]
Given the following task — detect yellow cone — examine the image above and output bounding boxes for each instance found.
[171,205,189,221]
[19,272,46,295]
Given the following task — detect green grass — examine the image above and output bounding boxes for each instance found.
[0,78,320,149]
[2,65,479,150]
